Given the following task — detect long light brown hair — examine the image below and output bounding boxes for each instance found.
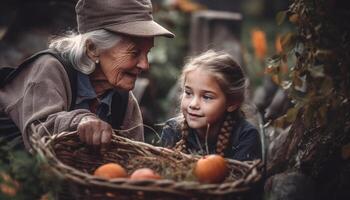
[174,50,247,156]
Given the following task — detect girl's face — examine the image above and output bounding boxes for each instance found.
[181,68,233,133]
[98,36,154,91]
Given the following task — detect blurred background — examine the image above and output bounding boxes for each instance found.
[2,2,350,199]
[0,0,293,142]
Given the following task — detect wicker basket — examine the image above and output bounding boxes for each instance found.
[30,128,262,200]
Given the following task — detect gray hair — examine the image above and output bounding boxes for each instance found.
[49,29,121,74]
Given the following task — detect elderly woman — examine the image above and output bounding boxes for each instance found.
[0,0,174,149]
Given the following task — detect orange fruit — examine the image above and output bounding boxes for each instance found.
[289,14,299,24]
[0,172,19,196]
[93,163,127,179]
[194,154,229,183]
[0,184,17,197]
[130,168,161,180]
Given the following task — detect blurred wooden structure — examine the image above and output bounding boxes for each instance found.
[189,10,243,65]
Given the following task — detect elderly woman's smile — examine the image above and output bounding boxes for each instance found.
[97,36,154,91]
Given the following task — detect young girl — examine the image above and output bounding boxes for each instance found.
[160,50,262,161]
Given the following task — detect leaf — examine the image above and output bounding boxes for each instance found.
[271,74,280,85]
[317,105,328,126]
[265,64,281,75]
[309,65,325,78]
[293,75,307,92]
[289,14,299,24]
[281,80,292,90]
[285,107,300,123]
[320,78,333,95]
[281,32,296,52]
[341,143,350,160]
[267,55,281,67]
[292,72,301,86]
[273,115,287,128]
[280,63,289,75]
[304,105,314,128]
[315,49,336,62]
[276,11,287,25]
[264,65,275,74]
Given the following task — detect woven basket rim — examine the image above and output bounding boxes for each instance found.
[30,128,262,196]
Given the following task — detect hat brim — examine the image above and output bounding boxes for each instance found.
[104,20,175,38]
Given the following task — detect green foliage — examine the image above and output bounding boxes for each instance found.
[270,0,350,131]
[276,11,287,26]
[0,144,61,200]
[240,16,295,91]
[149,7,190,121]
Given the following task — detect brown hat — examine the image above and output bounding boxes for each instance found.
[76,0,175,38]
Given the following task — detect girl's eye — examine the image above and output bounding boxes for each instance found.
[184,90,192,97]
[203,95,214,101]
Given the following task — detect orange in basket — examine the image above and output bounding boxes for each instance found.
[194,154,229,183]
[93,163,127,179]
[130,168,161,180]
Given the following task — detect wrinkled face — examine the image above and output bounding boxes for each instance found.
[181,68,230,132]
[99,36,154,91]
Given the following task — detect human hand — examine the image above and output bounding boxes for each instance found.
[77,116,113,146]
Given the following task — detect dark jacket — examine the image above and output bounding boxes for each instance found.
[160,117,262,161]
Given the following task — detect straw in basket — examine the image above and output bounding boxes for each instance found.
[30,126,262,200]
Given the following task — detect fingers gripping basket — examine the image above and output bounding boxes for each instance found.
[30,129,262,200]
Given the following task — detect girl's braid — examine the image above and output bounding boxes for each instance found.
[216,114,235,156]
[174,119,190,153]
